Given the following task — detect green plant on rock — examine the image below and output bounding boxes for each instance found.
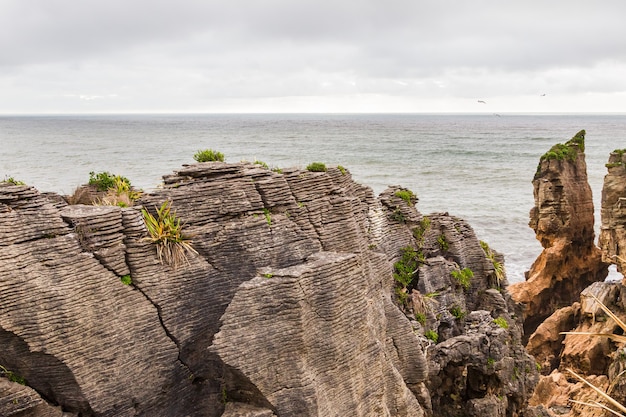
[262,208,272,227]
[425,329,439,343]
[493,316,509,329]
[254,160,269,169]
[337,165,347,175]
[0,365,25,385]
[413,216,431,244]
[393,246,419,289]
[437,234,449,252]
[2,176,26,186]
[480,240,505,288]
[451,267,473,290]
[306,162,327,172]
[394,189,416,206]
[536,130,585,175]
[450,305,466,320]
[415,312,426,325]
[89,171,140,206]
[194,149,225,162]
[142,201,198,268]
[120,275,132,285]
[390,208,406,223]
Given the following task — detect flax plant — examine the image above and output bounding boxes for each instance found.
[142,201,197,268]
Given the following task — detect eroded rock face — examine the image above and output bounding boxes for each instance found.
[0,163,538,417]
[510,130,608,339]
[599,149,626,276]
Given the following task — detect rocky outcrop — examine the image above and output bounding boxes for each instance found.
[0,162,538,416]
[510,130,608,339]
[599,148,626,276]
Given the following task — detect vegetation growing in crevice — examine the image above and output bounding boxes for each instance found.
[425,329,439,343]
[451,267,473,290]
[142,200,197,268]
[437,233,449,252]
[306,162,327,172]
[120,275,133,285]
[254,160,269,169]
[0,365,25,385]
[337,165,347,175]
[394,189,416,206]
[262,208,272,227]
[1,176,25,186]
[450,305,466,320]
[413,216,431,244]
[88,171,141,207]
[493,316,509,329]
[606,148,626,168]
[194,149,225,162]
[480,240,505,288]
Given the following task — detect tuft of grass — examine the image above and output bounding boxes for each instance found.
[120,275,132,285]
[415,312,426,325]
[254,160,269,169]
[425,329,439,343]
[0,365,25,385]
[394,189,417,206]
[450,305,466,320]
[536,130,585,174]
[451,267,473,290]
[142,201,198,268]
[262,208,271,227]
[437,234,449,252]
[194,149,225,162]
[306,162,327,172]
[2,176,26,186]
[337,165,347,175]
[493,316,509,329]
[480,240,505,288]
[393,246,419,289]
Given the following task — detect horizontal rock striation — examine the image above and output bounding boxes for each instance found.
[1,162,538,416]
[510,130,608,339]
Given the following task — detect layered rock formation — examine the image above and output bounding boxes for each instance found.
[510,130,608,339]
[599,148,626,276]
[0,162,538,416]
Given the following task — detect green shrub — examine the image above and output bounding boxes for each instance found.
[536,130,585,174]
[142,201,198,268]
[415,312,426,325]
[194,149,225,162]
[89,171,131,192]
[306,162,327,172]
[394,189,416,206]
[120,275,132,285]
[451,267,473,290]
[393,246,419,288]
[254,160,269,169]
[413,216,431,243]
[450,306,466,320]
[437,234,449,251]
[493,316,509,329]
[337,165,346,175]
[425,329,439,343]
[2,176,25,186]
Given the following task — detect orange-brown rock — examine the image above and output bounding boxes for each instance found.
[510,130,608,339]
[599,148,626,278]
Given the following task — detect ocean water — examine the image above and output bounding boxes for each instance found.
[2,113,625,283]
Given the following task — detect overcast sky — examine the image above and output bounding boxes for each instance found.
[2,1,626,114]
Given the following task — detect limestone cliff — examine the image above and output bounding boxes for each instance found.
[599,148,626,277]
[510,130,608,339]
[0,162,538,417]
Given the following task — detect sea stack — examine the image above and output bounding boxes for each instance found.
[509,130,608,339]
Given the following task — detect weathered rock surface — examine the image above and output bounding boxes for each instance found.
[599,148,626,276]
[1,162,538,416]
[510,130,608,339]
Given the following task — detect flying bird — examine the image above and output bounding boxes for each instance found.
[541,93,546,96]
[477,100,486,104]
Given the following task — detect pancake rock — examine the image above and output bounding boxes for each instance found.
[599,148,626,278]
[510,130,608,338]
[1,162,538,416]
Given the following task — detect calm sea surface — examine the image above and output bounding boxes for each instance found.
[2,113,625,282]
